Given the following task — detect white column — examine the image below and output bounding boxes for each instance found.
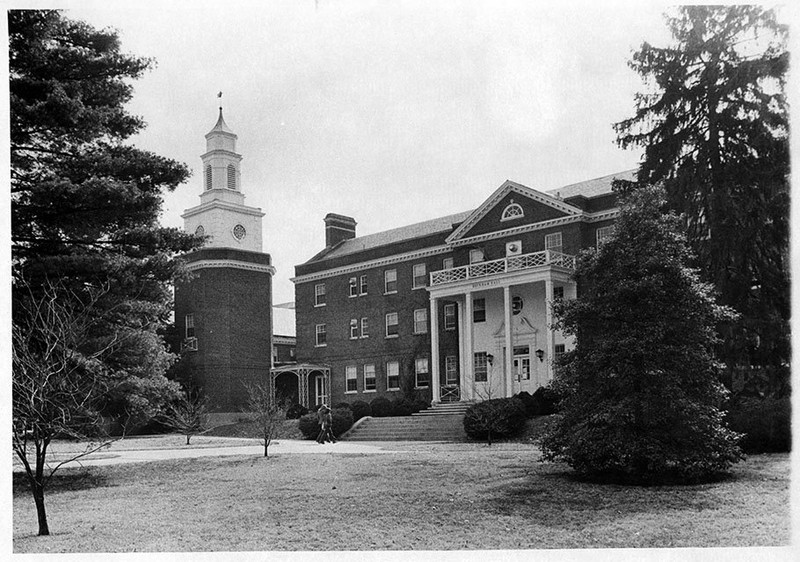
[503,285,513,397]
[430,296,441,403]
[463,292,474,401]
[545,277,555,383]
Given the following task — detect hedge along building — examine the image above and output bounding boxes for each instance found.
[174,108,276,412]
[292,171,631,407]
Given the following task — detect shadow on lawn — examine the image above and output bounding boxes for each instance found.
[13,469,112,497]
[484,466,728,527]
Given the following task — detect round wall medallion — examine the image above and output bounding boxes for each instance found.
[195,225,205,237]
[233,224,246,240]
[512,296,523,315]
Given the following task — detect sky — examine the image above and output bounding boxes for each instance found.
[18,1,792,330]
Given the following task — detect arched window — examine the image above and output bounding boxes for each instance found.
[501,202,524,221]
[205,165,212,190]
[195,225,205,237]
[227,164,236,190]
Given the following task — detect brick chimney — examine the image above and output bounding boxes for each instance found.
[324,213,357,248]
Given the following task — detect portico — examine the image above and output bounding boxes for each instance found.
[427,250,576,403]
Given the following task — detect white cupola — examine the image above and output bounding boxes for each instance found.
[182,105,265,252]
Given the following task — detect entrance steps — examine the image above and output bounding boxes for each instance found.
[343,402,474,441]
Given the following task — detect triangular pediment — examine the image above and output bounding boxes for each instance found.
[447,180,583,243]
[493,315,538,338]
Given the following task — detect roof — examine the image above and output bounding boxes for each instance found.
[317,210,473,261]
[207,108,235,136]
[546,169,636,199]
[308,170,634,263]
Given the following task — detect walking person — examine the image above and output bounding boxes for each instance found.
[316,404,330,444]
[322,407,337,443]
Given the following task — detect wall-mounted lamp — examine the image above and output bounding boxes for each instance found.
[486,353,494,365]
[535,349,545,362]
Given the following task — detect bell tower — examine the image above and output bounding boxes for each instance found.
[182,105,265,253]
[174,101,274,413]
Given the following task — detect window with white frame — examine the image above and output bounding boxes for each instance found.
[413,309,428,334]
[443,257,454,269]
[473,298,486,323]
[361,317,369,338]
[413,263,427,289]
[386,361,400,390]
[501,202,524,221]
[346,365,358,393]
[360,274,368,295]
[596,226,614,247]
[314,283,326,306]
[349,319,358,339]
[553,286,564,301]
[445,356,458,385]
[415,357,430,388]
[444,303,456,331]
[469,248,484,263]
[384,269,397,293]
[364,364,376,391]
[349,277,358,297]
[385,312,399,337]
[545,232,563,253]
[185,314,195,339]
[473,352,488,383]
[555,344,566,359]
[315,324,326,347]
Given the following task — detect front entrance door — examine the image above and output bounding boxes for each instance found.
[314,375,327,406]
[513,345,536,394]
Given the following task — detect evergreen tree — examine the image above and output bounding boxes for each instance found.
[10,9,202,429]
[614,6,789,395]
[540,186,743,484]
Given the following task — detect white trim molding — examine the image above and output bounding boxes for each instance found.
[186,259,276,275]
[292,245,451,284]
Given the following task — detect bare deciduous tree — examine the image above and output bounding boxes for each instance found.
[12,280,121,536]
[158,390,210,445]
[244,381,285,458]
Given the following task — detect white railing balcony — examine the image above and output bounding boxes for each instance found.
[430,250,576,286]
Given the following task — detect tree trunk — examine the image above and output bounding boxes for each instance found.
[33,444,50,536]
[33,481,50,536]
[186,434,191,445]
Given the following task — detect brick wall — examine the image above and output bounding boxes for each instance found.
[174,250,272,412]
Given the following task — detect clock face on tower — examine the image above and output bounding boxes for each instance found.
[232,224,246,240]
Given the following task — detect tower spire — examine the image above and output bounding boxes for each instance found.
[217,91,223,112]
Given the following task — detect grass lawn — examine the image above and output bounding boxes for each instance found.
[12,440,790,553]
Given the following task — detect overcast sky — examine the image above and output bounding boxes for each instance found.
[49,1,786,318]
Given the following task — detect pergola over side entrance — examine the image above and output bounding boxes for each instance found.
[269,363,331,408]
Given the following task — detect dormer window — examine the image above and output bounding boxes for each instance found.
[501,201,524,221]
[205,165,212,190]
[227,164,236,190]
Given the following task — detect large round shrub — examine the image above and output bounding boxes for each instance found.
[726,396,791,453]
[285,403,308,420]
[514,391,537,418]
[464,398,527,444]
[331,408,354,436]
[351,400,372,421]
[392,398,415,416]
[298,413,320,440]
[370,396,393,417]
[532,386,561,415]
[297,409,355,439]
[333,402,353,411]
[412,399,430,413]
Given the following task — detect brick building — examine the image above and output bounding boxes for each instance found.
[291,171,632,407]
[174,109,275,412]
